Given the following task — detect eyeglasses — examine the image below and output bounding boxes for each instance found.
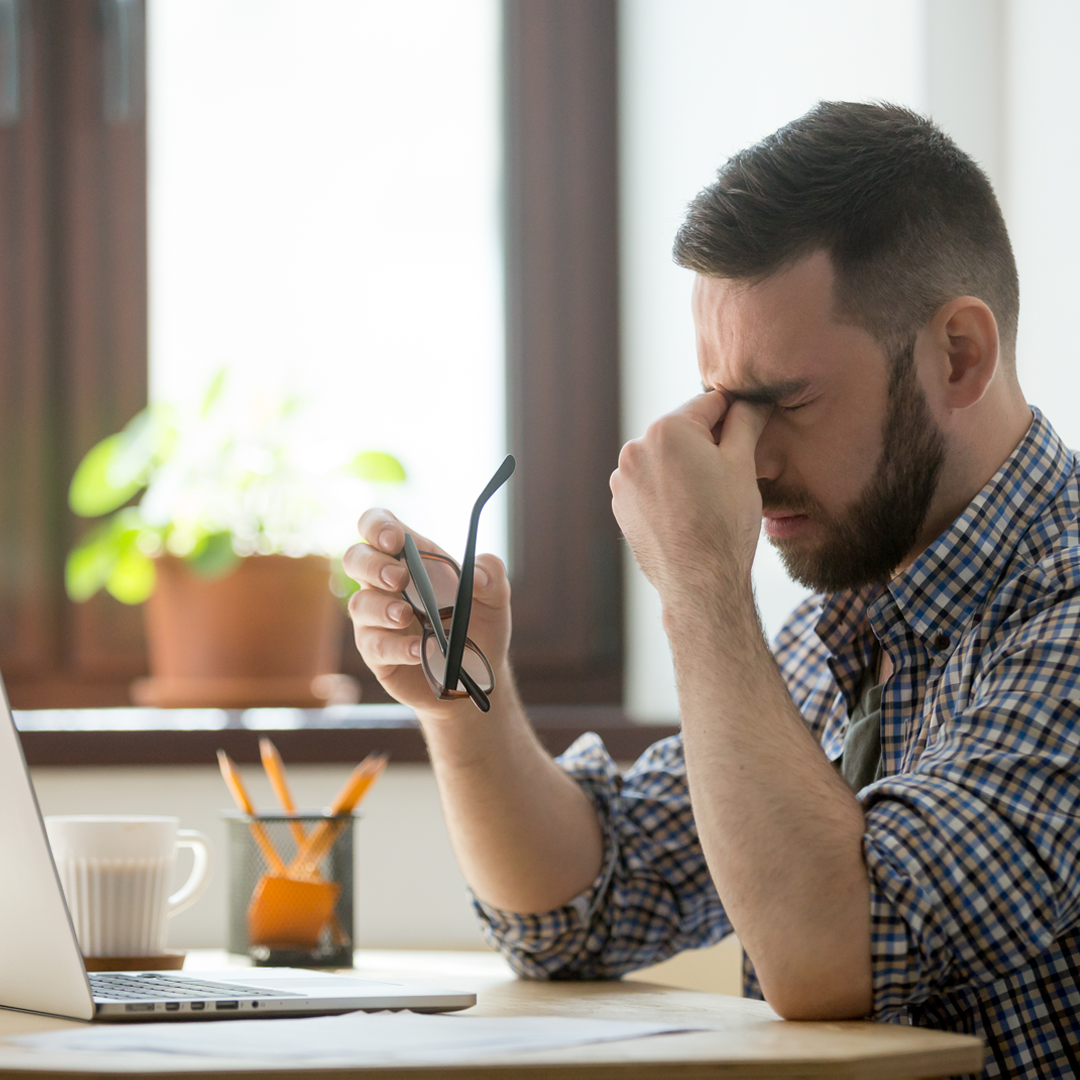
[398,455,515,712]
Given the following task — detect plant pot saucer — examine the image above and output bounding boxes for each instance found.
[129,674,360,710]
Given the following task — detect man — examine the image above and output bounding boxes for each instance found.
[344,103,1080,1077]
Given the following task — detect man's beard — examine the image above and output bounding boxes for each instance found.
[760,344,946,593]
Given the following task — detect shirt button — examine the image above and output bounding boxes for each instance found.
[933,633,950,651]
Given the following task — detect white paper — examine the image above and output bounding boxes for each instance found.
[13,1013,690,1066]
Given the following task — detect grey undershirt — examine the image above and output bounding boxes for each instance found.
[835,663,884,791]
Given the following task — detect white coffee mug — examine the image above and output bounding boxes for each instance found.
[44,816,211,958]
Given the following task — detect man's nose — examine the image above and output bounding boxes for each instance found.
[754,423,783,482]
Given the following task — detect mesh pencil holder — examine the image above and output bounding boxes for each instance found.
[224,812,355,968]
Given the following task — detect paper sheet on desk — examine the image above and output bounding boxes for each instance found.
[13,1013,693,1065]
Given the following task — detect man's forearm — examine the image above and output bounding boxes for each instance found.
[666,589,873,1019]
[418,669,605,915]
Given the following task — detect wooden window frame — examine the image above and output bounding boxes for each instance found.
[0,0,623,710]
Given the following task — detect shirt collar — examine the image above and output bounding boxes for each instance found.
[814,407,1074,667]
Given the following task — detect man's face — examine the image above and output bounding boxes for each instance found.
[692,252,945,592]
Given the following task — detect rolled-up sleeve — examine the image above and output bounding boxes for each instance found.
[472,730,733,979]
[860,625,1080,1017]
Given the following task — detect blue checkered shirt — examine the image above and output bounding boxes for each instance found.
[474,408,1080,1079]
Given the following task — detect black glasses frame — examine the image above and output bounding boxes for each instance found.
[398,455,516,712]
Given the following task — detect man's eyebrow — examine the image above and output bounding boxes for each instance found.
[700,378,811,406]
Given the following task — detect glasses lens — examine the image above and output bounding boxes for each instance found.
[403,555,460,616]
[422,633,494,695]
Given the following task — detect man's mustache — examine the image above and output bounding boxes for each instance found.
[757,479,819,516]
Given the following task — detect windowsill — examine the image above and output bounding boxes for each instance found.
[15,705,678,767]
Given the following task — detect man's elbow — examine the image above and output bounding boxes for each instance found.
[758,962,873,1021]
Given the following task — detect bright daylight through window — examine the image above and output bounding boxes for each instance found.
[147,0,505,567]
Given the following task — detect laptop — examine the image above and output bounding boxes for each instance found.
[0,674,476,1021]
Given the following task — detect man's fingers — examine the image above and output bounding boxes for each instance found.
[352,623,423,668]
[719,400,772,460]
[356,508,408,554]
[674,389,729,434]
[356,509,447,558]
[347,510,452,592]
[472,554,510,608]
[349,587,418,631]
[343,540,409,591]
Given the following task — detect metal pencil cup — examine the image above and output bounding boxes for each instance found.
[225,812,354,968]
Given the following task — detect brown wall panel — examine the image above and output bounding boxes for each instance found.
[503,0,622,703]
[57,0,147,680]
[0,1,58,679]
[2,0,148,707]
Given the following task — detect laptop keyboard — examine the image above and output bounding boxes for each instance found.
[89,972,301,1002]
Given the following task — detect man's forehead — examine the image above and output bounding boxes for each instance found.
[691,254,855,391]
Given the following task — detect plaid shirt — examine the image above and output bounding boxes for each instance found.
[474,408,1080,1079]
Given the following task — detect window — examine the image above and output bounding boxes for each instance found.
[0,0,622,709]
[148,0,507,561]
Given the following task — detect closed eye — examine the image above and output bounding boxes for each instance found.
[778,402,808,412]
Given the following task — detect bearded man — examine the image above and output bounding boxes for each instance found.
[345,102,1080,1078]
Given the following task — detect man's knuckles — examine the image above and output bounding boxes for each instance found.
[617,437,643,474]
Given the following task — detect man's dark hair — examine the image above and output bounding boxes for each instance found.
[673,102,1019,366]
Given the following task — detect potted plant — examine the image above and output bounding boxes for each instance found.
[65,372,404,708]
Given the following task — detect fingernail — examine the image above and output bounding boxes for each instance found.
[381,565,404,589]
[388,602,407,623]
[379,528,397,552]
[474,566,490,589]
[408,639,421,659]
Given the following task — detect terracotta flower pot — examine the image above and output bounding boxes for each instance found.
[130,554,359,709]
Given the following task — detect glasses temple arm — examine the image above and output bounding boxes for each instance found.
[402,535,448,655]
[443,455,516,705]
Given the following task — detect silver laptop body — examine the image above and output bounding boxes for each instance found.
[0,674,475,1021]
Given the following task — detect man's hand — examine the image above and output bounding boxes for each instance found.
[610,391,771,610]
[342,510,512,721]
[614,391,872,1020]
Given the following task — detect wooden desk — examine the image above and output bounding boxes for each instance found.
[0,950,983,1079]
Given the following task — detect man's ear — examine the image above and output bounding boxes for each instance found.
[919,297,1000,410]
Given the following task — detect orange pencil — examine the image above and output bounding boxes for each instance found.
[288,752,388,876]
[259,738,308,849]
[216,749,288,876]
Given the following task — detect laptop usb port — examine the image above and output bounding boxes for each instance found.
[125,1003,155,1012]
[215,1001,239,1010]
[190,1002,206,1011]
[165,1002,180,1011]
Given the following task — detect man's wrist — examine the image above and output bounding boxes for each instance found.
[659,570,760,648]
[414,663,525,765]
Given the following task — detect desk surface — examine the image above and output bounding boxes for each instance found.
[0,950,983,1079]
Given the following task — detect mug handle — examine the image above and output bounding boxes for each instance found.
[168,829,212,916]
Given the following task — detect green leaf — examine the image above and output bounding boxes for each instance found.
[65,539,116,602]
[67,406,173,518]
[347,451,406,483]
[65,509,152,603]
[186,531,240,579]
[69,434,146,517]
[106,544,156,604]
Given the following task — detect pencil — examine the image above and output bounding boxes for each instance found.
[216,749,288,876]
